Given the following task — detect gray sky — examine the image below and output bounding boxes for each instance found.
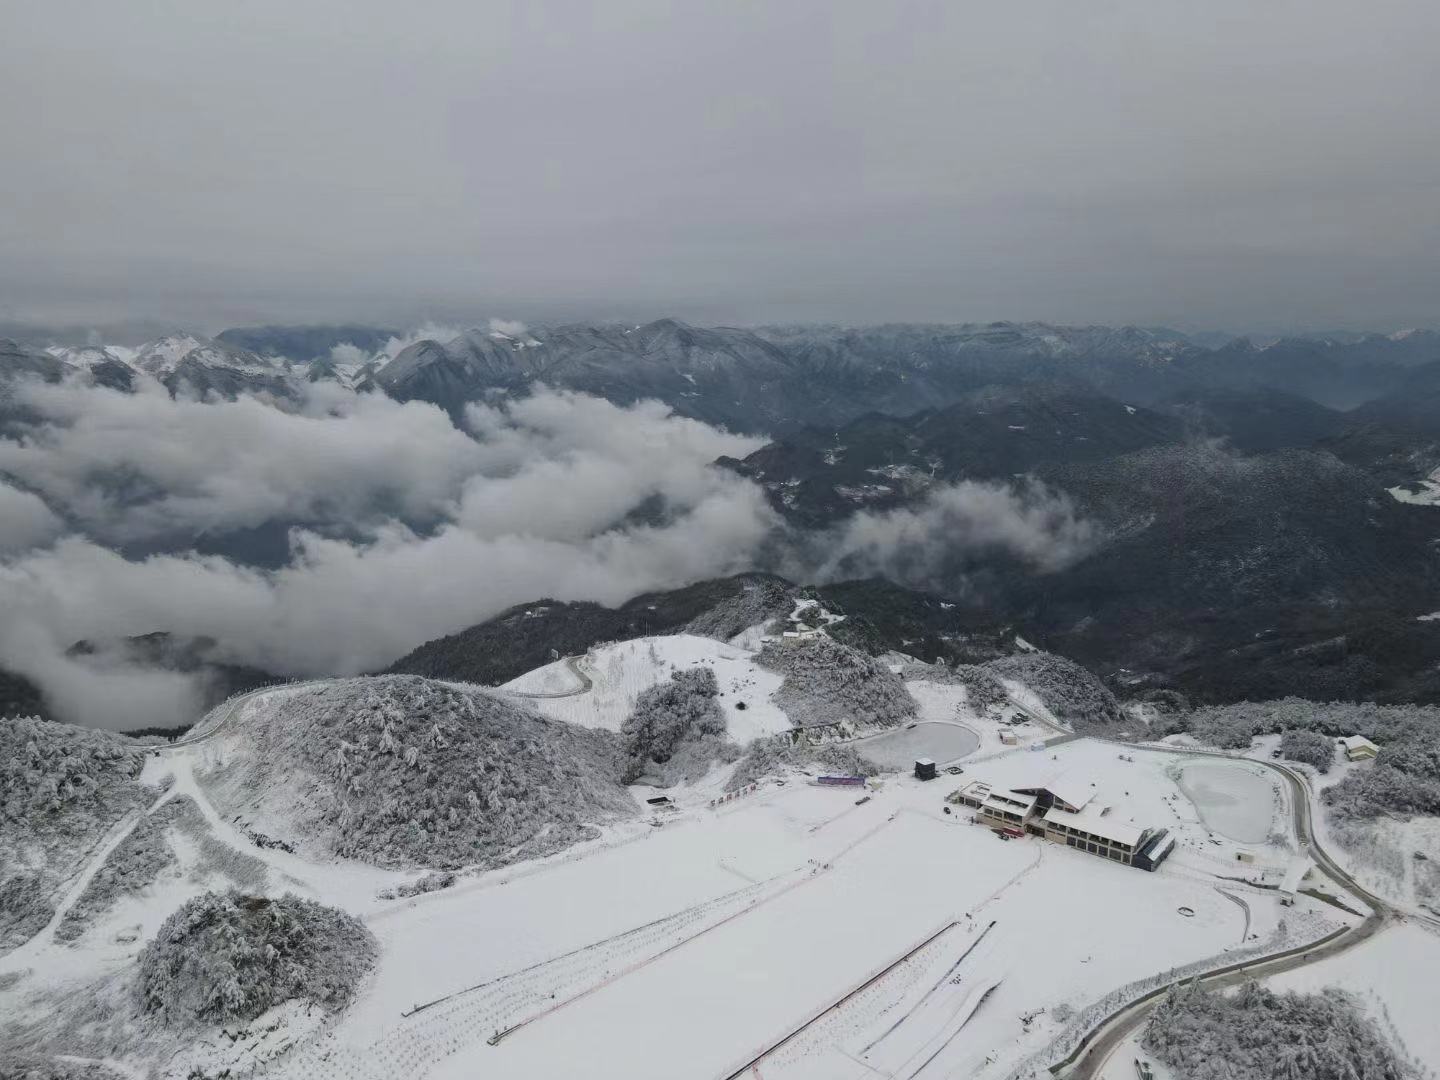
[3,0,1438,333]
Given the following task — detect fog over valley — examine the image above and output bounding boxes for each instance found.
[5,5,1440,1078]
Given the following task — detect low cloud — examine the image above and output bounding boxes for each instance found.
[0,376,1101,731]
[328,342,371,367]
[377,322,465,362]
[0,378,486,543]
[795,479,1101,587]
[0,481,63,552]
[0,381,770,728]
[487,318,529,339]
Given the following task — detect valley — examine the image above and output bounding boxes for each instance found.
[4,317,1440,1079]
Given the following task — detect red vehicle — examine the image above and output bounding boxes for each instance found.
[1001,826,1025,839]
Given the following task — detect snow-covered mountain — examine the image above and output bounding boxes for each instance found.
[38,334,295,400]
[7,317,1440,431]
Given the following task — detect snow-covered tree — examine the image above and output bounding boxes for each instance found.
[620,667,731,784]
[1143,980,1415,1080]
[197,676,638,871]
[134,890,377,1027]
[758,637,916,730]
[1279,728,1335,773]
[983,651,1122,732]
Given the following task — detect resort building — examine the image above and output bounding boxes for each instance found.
[949,775,1162,869]
[1339,735,1379,762]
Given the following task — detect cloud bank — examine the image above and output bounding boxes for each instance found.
[806,479,1101,586]
[0,376,1098,729]
[0,480,63,552]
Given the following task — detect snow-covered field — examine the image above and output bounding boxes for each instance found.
[264,760,1296,1080]
[1261,921,1440,1074]
[0,675,1380,1080]
[501,634,792,743]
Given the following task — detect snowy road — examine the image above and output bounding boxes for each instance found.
[497,654,593,699]
[155,681,318,752]
[1056,741,1408,1080]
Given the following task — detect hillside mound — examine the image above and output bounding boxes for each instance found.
[385,573,796,685]
[1,715,147,950]
[135,890,376,1027]
[757,636,916,730]
[984,651,1122,733]
[199,676,636,869]
[504,635,793,742]
[1144,981,1412,1080]
[620,668,735,785]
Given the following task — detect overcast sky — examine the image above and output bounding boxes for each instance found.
[3,0,1438,334]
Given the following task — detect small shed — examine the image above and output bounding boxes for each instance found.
[914,758,938,782]
[1339,735,1379,762]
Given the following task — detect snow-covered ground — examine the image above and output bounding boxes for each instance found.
[265,760,1299,1080]
[1098,1029,1177,1080]
[998,678,1065,730]
[1263,921,1440,1074]
[500,634,792,743]
[1241,738,1440,915]
[0,686,1383,1080]
[1388,469,1440,506]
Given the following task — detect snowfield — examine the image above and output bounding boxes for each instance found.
[501,634,792,742]
[1262,921,1440,1073]
[0,677,1400,1080]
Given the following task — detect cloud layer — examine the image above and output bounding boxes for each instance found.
[0,382,771,726]
[0,377,1097,729]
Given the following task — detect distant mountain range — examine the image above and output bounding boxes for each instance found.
[373,319,1440,431]
[5,317,1439,430]
[6,316,1440,710]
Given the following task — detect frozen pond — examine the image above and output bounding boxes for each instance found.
[1177,762,1277,843]
[860,722,981,770]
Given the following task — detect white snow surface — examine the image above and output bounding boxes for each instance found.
[1388,469,1440,505]
[1263,921,1440,1073]
[500,634,792,743]
[1174,761,1280,844]
[0,699,1392,1080]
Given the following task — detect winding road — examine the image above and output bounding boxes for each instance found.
[498,655,593,699]
[1039,735,1415,1079]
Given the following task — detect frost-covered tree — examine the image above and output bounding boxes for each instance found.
[758,637,916,730]
[1143,980,1414,1080]
[620,668,730,784]
[1,715,147,950]
[1324,765,1440,820]
[983,651,1122,732]
[0,1054,127,1079]
[727,735,879,791]
[197,676,637,871]
[952,664,1010,712]
[1,714,144,825]
[134,890,377,1027]
[1279,728,1335,773]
